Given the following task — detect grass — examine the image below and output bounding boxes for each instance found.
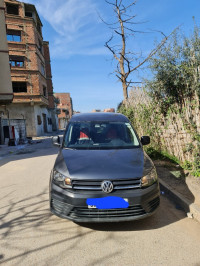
[146,147,181,165]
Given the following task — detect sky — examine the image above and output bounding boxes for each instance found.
[23,0,200,112]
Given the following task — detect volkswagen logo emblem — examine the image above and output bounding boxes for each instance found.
[101,180,113,193]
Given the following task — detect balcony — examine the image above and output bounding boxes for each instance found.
[13,94,49,106]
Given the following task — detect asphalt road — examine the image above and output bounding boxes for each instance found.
[1,137,200,266]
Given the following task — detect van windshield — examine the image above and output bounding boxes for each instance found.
[63,121,140,150]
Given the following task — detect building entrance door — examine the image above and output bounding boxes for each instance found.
[42,113,47,133]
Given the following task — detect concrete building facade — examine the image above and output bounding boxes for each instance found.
[92,108,115,113]
[0,0,58,140]
[0,0,13,144]
[0,0,13,104]
[54,93,73,129]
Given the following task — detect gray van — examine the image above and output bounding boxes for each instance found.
[50,112,160,222]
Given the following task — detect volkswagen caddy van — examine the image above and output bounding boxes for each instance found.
[49,112,160,222]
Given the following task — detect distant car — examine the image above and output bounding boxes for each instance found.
[49,112,160,222]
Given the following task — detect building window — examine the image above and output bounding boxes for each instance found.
[43,86,47,97]
[25,11,32,17]
[9,56,24,67]
[12,82,27,93]
[7,30,21,42]
[37,23,42,35]
[6,3,19,15]
[41,64,45,76]
[38,39,43,53]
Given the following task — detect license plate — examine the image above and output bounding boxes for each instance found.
[88,205,97,209]
[87,196,129,209]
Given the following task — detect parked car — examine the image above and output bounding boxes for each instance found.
[49,112,160,222]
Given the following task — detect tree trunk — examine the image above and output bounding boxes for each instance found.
[123,82,128,101]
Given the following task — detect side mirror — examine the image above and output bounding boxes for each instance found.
[141,136,150,146]
[52,136,61,147]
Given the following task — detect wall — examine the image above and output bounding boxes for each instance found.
[58,118,67,130]
[122,89,200,164]
[33,105,53,136]
[2,118,26,142]
[55,93,73,119]
[156,111,200,162]
[0,0,13,103]
[0,103,56,137]
[0,103,36,137]
[49,109,58,131]
[2,0,57,138]
[6,7,48,101]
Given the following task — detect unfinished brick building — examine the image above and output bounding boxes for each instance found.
[54,93,73,129]
[0,0,58,138]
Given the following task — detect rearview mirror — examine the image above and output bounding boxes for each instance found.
[52,136,61,147]
[141,136,150,146]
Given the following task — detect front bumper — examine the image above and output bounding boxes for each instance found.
[50,180,160,223]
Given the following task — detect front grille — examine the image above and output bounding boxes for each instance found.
[71,178,141,191]
[69,205,146,219]
[51,197,160,220]
[148,197,160,212]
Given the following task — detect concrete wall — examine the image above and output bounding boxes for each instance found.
[0,103,58,137]
[49,108,58,131]
[0,0,13,103]
[0,104,36,137]
[58,118,67,130]
[0,103,56,137]
[2,118,26,141]
[33,105,53,136]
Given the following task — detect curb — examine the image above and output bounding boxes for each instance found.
[159,179,200,223]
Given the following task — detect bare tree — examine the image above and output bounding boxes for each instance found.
[103,0,175,101]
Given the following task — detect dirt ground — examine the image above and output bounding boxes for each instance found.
[154,160,200,206]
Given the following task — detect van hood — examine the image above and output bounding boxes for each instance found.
[54,148,154,180]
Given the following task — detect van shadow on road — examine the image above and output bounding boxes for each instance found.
[76,195,186,231]
[0,188,187,265]
[0,133,196,265]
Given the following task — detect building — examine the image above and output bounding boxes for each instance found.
[43,41,59,131]
[92,108,115,113]
[54,93,73,129]
[103,108,115,113]
[0,0,58,141]
[92,109,101,113]
[0,0,13,144]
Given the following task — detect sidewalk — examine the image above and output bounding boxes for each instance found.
[154,160,200,223]
[0,130,63,159]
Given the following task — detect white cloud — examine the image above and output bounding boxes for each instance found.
[23,0,107,58]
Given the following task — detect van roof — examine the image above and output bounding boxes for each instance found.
[70,112,129,122]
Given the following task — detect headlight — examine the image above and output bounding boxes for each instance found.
[141,168,158,187]
[53,170,72,188]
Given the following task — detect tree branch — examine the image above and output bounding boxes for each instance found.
[119,1,137,12]
[104,0,179,101]
[129,27,180,74]
[105,36,120,61]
